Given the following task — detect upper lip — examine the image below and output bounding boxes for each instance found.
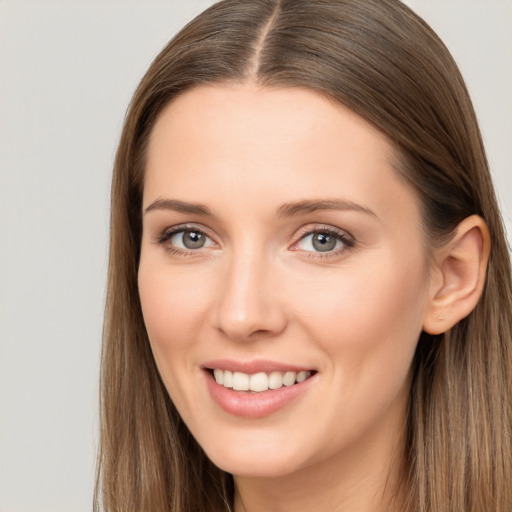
[202,359,315,374]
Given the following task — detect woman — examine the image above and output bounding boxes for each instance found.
[95,0,512,510]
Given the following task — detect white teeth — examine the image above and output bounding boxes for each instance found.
[268,371,283,389]
[212,369,312,392]
[296,371,308,383]
[249,372,269,392]
[283,371,296,386]
[213,369,224,385]
[233,371,249,391]
[223,370,233,388]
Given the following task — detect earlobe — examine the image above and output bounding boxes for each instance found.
[423,215,490,335]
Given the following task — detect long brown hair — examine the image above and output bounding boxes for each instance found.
[95,1,512,510]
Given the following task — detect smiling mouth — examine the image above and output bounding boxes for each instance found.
[210,369,315,393]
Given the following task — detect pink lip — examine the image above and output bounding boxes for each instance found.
[202,358,314,374]
[203,368,317,418]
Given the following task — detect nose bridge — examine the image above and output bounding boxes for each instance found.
[215,239,286,341]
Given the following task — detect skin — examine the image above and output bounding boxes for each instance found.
[137,83,448,511]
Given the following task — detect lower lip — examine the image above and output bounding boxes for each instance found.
[204,371,316,418]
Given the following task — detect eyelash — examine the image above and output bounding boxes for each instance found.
[155,224,356,259]
[155,224,215,257]
[293,226,355,259]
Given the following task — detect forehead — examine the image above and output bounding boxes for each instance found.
[143,83,418,226]
[147,83,393,166]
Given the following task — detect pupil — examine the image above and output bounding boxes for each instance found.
[313,233,336,252]
[183,231,205,249]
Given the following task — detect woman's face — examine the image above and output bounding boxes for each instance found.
[138,84,432,478]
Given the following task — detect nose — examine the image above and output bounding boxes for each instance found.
[213,247,288,342]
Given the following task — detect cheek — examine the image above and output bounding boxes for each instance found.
[290,251,428,381]
[137,261,217,420]
[137,262,213,363]
[281,254,428,451]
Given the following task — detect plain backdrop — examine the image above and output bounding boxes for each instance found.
[0,1,510,511]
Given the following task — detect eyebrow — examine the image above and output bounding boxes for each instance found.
[143,197,377,219]
[275,199,377,219]
[144,198,212,216]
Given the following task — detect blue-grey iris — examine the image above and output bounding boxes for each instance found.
[313,232,337,252]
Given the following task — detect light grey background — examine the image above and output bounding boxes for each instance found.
[0,1,510,511]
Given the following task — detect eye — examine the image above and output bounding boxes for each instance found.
[157,227,216,252]
[294,228,354,255]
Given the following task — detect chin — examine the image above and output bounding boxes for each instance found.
[212,453,303,478]
[199,430,311,478]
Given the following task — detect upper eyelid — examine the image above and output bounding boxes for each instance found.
[155,224,217,247]
[290,224,356,255]
[293,223,353,240]
[159,223,214,237]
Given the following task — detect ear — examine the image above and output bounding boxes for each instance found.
[423,215,490,335]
